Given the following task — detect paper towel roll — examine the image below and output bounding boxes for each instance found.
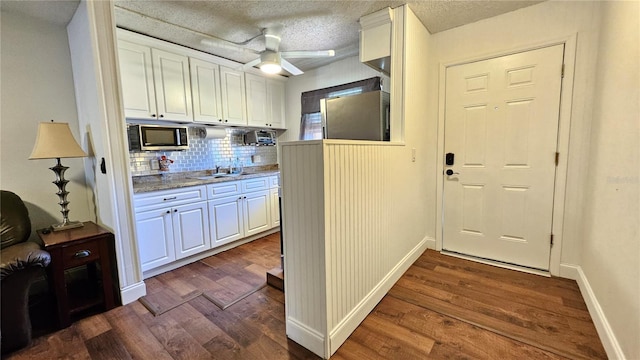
[197,127,227,139]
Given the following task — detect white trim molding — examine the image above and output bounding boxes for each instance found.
[561,263,626,360]
[120,281,147,305]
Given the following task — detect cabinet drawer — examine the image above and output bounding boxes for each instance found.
[269,175,279,188]
[134,186,206,212]
[207,181,242,199]
[242,177,269,193]
[62,240,101,269]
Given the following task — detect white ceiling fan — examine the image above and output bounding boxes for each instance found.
[201,24,335,76]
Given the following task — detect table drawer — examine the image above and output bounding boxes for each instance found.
[62,240,101,269]
[207,181,242,199]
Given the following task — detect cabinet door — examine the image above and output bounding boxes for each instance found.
[117,40,157,120]
[173,201,211,259]
[135,208,175,272]
[245,73,269,127]
[190,58,224,124]
[243,190,272,236]
[219,66,247,125]
[270,188,280,228]
[267,79,286,129]
[208,195,244,247]
[151,48,193,122]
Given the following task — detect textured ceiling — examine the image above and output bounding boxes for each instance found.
[2,0,544,73]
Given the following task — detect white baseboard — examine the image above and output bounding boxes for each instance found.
[327,237,429,357]
[559,263,580,280]
[287,317,326,358]
[424,236,436,250]
[119,281,146,305]
[562,263,625,359]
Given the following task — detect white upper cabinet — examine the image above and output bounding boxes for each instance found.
[190,58,224,124]
[246,73,269,127]
[267,79,286,129]
[246,74,286,129]
[117,40,157,120]
[220,66,247,126]
[118,29,287,128]
[151,49,193,122]
[118,40,193,122]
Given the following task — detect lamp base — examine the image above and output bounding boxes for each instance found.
[51,220,84,232]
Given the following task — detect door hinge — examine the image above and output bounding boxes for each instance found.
[550,234,554,246]
[561,64,565,78]
[555,152,560,166]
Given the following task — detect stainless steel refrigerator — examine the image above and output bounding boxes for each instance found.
[320,90,390,141]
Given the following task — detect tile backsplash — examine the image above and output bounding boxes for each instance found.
[129,127,277,176]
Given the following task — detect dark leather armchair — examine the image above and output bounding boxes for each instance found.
[1,190,51,354]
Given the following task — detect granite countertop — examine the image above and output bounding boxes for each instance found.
[132,165,279,194]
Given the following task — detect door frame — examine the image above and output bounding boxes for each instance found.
[435,34,578,276]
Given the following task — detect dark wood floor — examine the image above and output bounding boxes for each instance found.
[6,233,606,359]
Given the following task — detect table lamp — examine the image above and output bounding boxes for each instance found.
[29,121,88,231]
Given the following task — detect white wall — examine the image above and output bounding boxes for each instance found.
[280,56,388,143]
[428,0,601,268]
[581,2,640,359]
[0,9,94,236]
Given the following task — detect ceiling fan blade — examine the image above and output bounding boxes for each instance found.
[200,38,260,56]
[280,50,335,59]
[281,58,304,76]
[242,58,262,71]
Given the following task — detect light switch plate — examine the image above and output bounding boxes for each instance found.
[411,148,416,162]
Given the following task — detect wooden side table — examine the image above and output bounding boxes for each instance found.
[38,221,120,328]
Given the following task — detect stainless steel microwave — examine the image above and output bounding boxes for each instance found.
[127,124,189,151]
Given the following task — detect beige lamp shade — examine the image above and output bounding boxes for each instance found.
[29,122,87,159]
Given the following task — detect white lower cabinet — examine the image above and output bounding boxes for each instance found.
[243,190,271,236]
[173,201,211,259]
[135,208,175,272]
[208,195,244,247]
[270,188,280,228]
[134,176,279,273]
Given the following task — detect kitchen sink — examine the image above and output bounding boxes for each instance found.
[192,173,243,180]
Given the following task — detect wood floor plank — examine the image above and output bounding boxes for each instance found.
[84,329,132,360]
[105,303,174,360]
[371,295,569,360]
[388,280,605,359]
[75,313,111,341]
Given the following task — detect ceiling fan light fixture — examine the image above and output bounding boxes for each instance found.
[259,51,282,74]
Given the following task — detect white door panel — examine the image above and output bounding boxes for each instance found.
[443,45,564,270]
[209,195,244,246]
[173,201,210,259]
[135,209,175,271]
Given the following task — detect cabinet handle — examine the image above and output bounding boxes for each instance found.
[166,210,170,214]
[163,197,177,201]
[225,119,228,123]
[151,114,156,117]
[159,114,164,118]
[74,250,91,258]
[174,209,178,212]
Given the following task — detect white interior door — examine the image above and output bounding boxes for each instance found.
[443,45,564,270]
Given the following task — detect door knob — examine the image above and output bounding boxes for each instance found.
[445,169,460,176]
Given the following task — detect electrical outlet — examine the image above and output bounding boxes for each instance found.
[411,148,416,162]
[252,155,263,163]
